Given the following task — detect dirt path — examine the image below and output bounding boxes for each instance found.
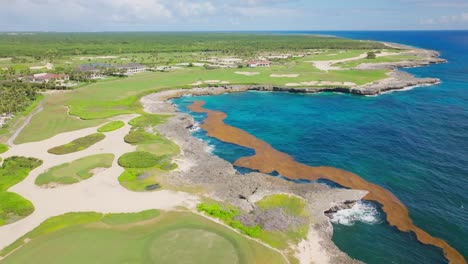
[7,100,44,146]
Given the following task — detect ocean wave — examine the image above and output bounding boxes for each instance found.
[205,144,215,153]
[330,201,381,226]
[189,122,201,132]
[365,82,441,97]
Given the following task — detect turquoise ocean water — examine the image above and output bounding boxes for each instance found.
[173,31,467,263]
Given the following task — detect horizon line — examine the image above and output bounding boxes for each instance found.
[1,29,468,33]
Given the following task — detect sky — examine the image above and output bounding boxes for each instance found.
[0,0,467,31]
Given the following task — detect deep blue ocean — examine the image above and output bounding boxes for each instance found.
[173,31,468,264]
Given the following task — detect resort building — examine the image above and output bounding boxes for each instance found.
[31,73,69,83]
[116,63,146,74]
[247,60,271,67]
[77,63,108,79]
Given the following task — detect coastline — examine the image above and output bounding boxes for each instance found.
[142,90,368,264]
[141,67,465,264]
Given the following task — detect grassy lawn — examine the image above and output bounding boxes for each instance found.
[1,211,287,264]
[11,57,390,144]
[0,143,7,154]
[118,114,179,191]
[97,121,125,132]
[47,133,105,155]
[35,154,114,186]
[0,157,43,225]
[14,94,105,144]
[336,55,418,69]
[118,151,172,169]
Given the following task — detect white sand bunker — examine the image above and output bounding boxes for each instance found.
[270,74,299,78]
[235,71,260,76]
[285,81,356,87]
[191,80,230,86]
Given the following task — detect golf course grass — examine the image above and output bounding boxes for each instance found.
[97,121,125,132]
[0,157,43,225]
[0,144,8,154]
[118,114,179,191]
[47,133,105,155]
[35,154,114,186]
[1,211,287,264]
[10,55,391,144]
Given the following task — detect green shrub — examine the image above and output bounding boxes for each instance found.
[118,151,160,168]
[0,144,8,154]
[366,52,376,59]
[48,133,105,155]
[197,202,262,238]
[256,194,307,216]
[97,121,125,132]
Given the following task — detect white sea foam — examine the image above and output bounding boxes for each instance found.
[205,144,215,153]
[330,201,381,226]
[189,122,201,132]
[365,81,441,97]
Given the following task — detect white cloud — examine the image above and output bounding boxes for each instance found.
[421,12,468,25]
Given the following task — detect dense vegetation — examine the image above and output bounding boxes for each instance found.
[0,156,43,225]
[47,133,105,155]
[0,82,39,114]
[0,33,388,58]
[35,154,114,186]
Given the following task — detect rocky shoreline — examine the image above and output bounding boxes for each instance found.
[142,89,367,264]
[139,44,448,263]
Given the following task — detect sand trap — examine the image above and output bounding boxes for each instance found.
[235,71,260,76]
[0,58,12,61]
[285,83,301,87]
[204,80,221,83]
[270,74,299,78]
[191,81,203,86]
[0,114,200,251]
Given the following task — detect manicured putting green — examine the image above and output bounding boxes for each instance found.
[47,133,105,155]
[35,154,114,186]
[97,121,125,132]
[2,211,287,264]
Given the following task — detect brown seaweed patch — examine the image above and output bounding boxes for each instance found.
[188,100,465,264]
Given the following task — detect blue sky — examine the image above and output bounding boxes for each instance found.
[0,0,467,31]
